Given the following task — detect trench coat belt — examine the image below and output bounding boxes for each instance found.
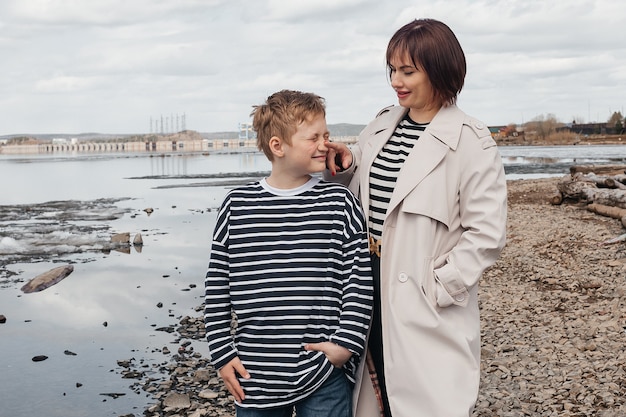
[369,236,382,258]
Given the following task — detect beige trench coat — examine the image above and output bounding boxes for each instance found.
[326,105,507,417]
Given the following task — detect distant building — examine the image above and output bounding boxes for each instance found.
[238,122,255,140]
[488,125,522,139]
[558,122,609,135]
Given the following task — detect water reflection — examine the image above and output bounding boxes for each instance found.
[239,151,266,171]
[502,156,561,165]
[499,144,626,177]
[149,153,190,176]
[498,144,626,162]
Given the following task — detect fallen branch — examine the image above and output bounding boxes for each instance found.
[601,232,626,246]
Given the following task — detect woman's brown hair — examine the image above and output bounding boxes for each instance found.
[386,19,466,106]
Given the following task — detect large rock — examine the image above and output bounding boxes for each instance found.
[110,232,130,244]
[21,265,74,293]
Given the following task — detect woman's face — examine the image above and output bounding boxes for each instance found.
[388,54,441,122]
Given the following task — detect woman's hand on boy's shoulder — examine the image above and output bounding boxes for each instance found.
[305,341,352,368]
[218,357,250,403]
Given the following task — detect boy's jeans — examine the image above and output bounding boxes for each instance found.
[235,367,353,417]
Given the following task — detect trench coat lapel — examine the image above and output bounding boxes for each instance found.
[358,107,407,211]
[387,105,464,215]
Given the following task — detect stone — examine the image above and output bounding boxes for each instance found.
[198,389,219,400]
[193,369,211,382]
[20,265,74,293]
[133,233,143,246]
[162,393,191,410]
[110,232,130,244]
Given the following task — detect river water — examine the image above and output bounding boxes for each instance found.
[0,144,625,417]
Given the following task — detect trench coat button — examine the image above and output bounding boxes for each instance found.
[474,122,484,129]
[398,272,408,283]
[454,294,465,302]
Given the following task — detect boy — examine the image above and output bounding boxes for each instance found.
[204,89,373,417]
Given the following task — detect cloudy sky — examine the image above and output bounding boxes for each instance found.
[0,0,624,135]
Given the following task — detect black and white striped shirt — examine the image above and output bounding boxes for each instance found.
[369,115,428,241]
[204,177,373,408]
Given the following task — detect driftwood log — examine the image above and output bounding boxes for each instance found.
[575,188,626,208]
[581,173,626,189]
[587,203,626,228]
[569,164,626,176]
[551,169,626,233]
[551,166,626,235]
[556,179,626,209]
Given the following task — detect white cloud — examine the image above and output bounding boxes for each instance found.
[0,0,624,134]
[35,75,96,93]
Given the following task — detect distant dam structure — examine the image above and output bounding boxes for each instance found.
[2,138,255,155]
[39,139,252,153]
[0,136,358,155]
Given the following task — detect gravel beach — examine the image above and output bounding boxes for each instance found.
[478,177,626,417]
[124,177,626,417]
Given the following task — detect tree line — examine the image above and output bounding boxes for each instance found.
[500,111,625,141]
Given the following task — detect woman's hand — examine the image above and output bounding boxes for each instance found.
[218,357,250,403]
[324,141,353,176]
[305,341,353,368]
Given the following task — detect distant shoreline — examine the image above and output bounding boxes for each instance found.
[1,133,624,156]
[495,134,624,146]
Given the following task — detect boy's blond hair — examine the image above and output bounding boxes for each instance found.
[251,90,326,161]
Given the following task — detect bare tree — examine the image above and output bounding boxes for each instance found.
[608,111,624,128]
[524,113,562,140]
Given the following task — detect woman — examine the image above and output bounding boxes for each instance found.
[324,19,507,417]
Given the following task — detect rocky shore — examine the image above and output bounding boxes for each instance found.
[477,177,625,417]
[119,177,626,417]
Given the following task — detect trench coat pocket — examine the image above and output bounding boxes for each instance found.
[422,257,466,309]
[420,257,438,308]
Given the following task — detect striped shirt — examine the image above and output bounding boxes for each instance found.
[369,115,428,241]
[204,176,373,408]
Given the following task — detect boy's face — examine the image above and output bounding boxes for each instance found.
[282,114,329,175]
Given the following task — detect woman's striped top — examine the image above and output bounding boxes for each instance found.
[368,115,428,242]
[204,176,373,409]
